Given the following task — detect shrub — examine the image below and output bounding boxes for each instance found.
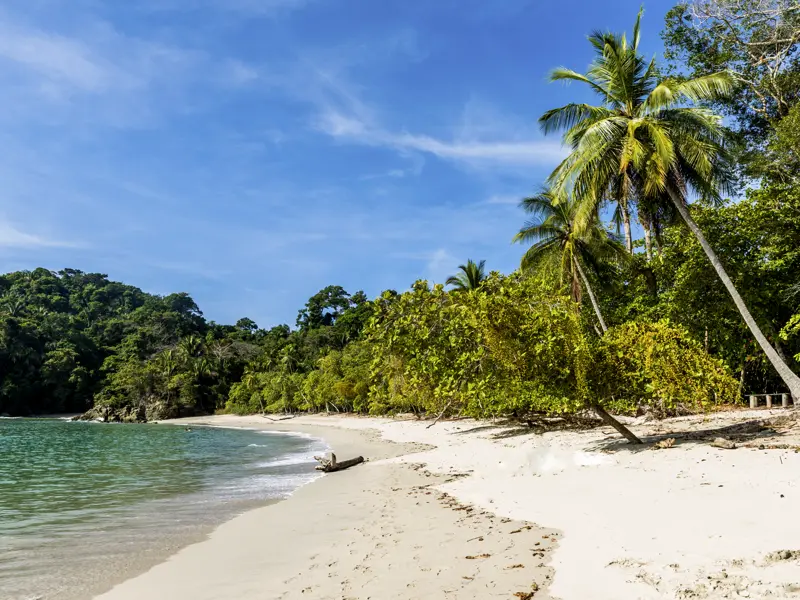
[365,274,589,418]
[593,320,739,415]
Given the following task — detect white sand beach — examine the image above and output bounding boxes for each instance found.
[96,409,800,599]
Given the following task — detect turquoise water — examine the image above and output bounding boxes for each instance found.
[0,418,327,600]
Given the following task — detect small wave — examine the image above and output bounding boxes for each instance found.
[257,429,329,443]
[255,451,319,469]
[216,471,323,499]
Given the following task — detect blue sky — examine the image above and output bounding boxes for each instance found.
[0,0,675,328]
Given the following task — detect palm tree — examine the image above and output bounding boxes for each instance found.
[513,188,625,333]
[446,259,487,291]
[156,349,178,405]
[540,9,800,400]
[178,336,203,362]
[513,188,641,444]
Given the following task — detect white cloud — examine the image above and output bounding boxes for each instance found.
[0,24,113,92]
[0,220,78,249]
[486,194,523,205]
[299,70,565,171]
[0,10,240,128]
[316,110,565,168]
[212,0,313,13]
[222,60,260,85]
[136,0,315,16]
[425,248,458,283]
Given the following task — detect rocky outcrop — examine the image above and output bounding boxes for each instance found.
[75,398,200,423]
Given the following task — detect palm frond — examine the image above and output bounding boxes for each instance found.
[539,103,613,135]
[632,6,644,52]
[674,72,734,103]
[549,67,611,99]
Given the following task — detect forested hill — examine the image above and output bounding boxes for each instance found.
[0,270,372,418]
[0,268,217,415]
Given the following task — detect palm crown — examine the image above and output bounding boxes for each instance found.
[541,9,734,232]
[446,259,486,291]
[515,189,624,303]
[514,188,625,333]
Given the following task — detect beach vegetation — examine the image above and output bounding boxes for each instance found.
[2,5,799,442]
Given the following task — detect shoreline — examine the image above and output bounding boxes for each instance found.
[4,419,327,600]
[92,408,800,599]
[94,415,557,600]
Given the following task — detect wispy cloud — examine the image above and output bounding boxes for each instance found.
[0,220,79,249]
[0,8,248,128]
[283,63,565,171]
[141,0,316,16]
[0,24,114,93]
[424,248,457,283]
[486,194,524,205]
[316,110,565,168]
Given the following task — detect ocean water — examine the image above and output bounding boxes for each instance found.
[0,418,327,600]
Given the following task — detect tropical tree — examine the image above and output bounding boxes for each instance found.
[446,259,487,291]
[540,9,800,399]
[663,0,800,146]
[513,188,626,333]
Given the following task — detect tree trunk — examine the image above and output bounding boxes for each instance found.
[573,257,608,333]
[592,403,643,444]
[666,186,800,400]
[640,210,653,261]
[739,360,746,397]
[621,204,633,253]
[643,225,653,261]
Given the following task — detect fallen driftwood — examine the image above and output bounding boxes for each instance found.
[261,414,296,422]
[314,452,365,473]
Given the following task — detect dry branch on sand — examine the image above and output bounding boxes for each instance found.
[313,453,365,473]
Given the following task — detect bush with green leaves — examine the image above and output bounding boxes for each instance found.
[593,321,739,416]
[365,274,589,418]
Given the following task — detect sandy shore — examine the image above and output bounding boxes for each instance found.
[95,416,554,600]
[96,409,800,599]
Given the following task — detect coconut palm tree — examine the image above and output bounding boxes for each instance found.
[513,188,641,444]
[513,188,626,333]
[446,259,487,291]
[540,9,800,399]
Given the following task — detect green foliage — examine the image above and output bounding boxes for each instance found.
[603,192,800,393]
[366,275,589,418]
[663,1,800,149]
[760,103,800,185]
[593,321,739,415]
[0,268,259,417]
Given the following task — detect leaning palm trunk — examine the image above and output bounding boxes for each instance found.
[573,259,642,443]
[573,256,608,333]
[667,185,800,400]
[592,403,642,444]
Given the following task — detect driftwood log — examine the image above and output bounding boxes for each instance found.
[314,452,365,473]
[261,414,296,422]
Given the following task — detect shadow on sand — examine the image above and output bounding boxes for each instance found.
[587,412,799,453]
